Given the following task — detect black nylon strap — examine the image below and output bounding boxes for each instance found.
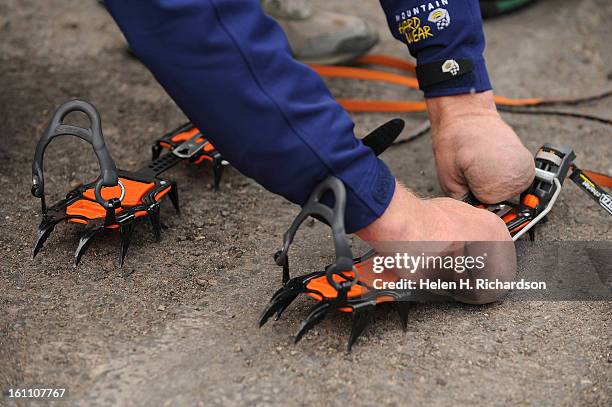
[120,154,182,183]
[570,167,612,215]
[416,58,474,90]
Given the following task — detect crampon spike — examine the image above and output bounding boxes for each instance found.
[149,206,162,241]
[347,305,375,352]
[119,222,135,266]
[273,294,299,322]
[294,301,333,344]
[528,228,536,241]
[213,163,224,191]
[261,270,330,327]
[32,218,60,258]
[396,301,411,332]
[167,184,180,214]
[259,289,302,327]
[74,225,104,266]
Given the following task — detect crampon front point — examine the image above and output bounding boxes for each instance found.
[31,100,225,266]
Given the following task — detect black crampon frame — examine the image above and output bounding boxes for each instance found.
[31,100,225,266]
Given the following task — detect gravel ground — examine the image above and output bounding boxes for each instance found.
[0,0,610,406]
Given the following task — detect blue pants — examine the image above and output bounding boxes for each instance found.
[106,0,488,233]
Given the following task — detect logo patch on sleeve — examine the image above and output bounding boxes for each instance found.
[441,59,460,76]
[428,8,451,30]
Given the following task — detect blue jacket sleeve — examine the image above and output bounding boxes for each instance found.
[379,0,491,97]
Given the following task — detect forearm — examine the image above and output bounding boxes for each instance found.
[105,0,395,233]
[379,0,491,97]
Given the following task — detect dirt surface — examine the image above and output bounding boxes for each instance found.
[1,0,611,406]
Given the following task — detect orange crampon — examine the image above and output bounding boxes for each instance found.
[31,100,225,266]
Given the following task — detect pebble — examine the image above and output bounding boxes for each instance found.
[157,305,166,311]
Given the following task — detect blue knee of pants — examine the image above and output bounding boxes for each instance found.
[105,0,395,233]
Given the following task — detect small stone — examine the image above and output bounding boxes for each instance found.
[195,277,208,287]
[234,345,242,353]
[177,235,188,242]
[436,377,447,386]
[157,305,166,311]
[221,210,229,217]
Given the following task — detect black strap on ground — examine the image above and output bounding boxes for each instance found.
[570,167,612,215]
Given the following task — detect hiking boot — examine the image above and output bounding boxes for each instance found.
[262,0,378,65]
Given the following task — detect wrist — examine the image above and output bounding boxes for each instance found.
[426,91,499,132]
[356,181,424,243]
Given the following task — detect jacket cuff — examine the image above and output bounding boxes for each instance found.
[419,57,492,98]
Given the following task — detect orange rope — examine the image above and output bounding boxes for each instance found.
[311,54,547,112]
